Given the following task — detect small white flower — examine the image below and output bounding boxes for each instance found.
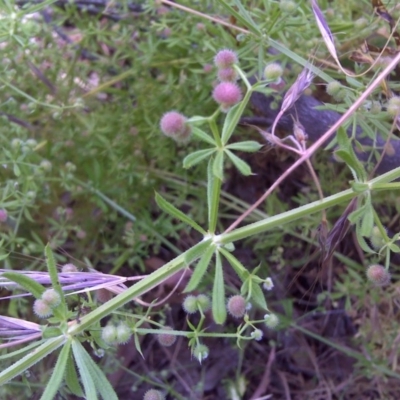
[251,329,263,341]
[263,277,274,291]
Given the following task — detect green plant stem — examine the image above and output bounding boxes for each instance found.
[64,166,400,337]
[208,173,222,233]
[221,166,400,244]
[208,114,222,147]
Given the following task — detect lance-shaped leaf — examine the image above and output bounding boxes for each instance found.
[356,222,376,254]
[225,150,252,176]
[221,97,250,145]
[360,197,374,237]
[40,339,72,400]
[1,271,45,299]
[226,140,262,152]
[219,247,247,281]
[191,127,217,146]
[155,192,206,234]
[212,252,226,325]
[248,280,267,311]
[183,238,213,266]
[184,245,215,292]
[335,127,366,182]
[72,340,118,400]
[213,150,225,180]
[65,351,84,397]
[183,148,216,169]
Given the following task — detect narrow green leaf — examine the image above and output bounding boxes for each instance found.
[0,339,45,361]
[335,127,366,181]
[212,252,226,325]
[65,352,84,397]
[134,334,144,358]
[0,336,65,385]
[225,150,252,176]
[13,163,20,177]
[2,271,45,299]
[187,116,209,126]
[0,253,9,261]
[40,339,72,400]
[360,202,374,237]
[183,238,213,265]
[347,203,365,224]
[207,158,214,229]
[212,150,224,180]
[183,148,215,169]
[72,340,118,400]
[192,127,217,146]
[71,340,98,400]
[351,182,369,193]
[45,244,67,313]
[389,243,400,253]
[335,150,359,181]
[218,248,247,281]
[249,282,267,311]
[154,192,206,234]
[184,245,215,292]
[356,224,375,253]
[226,141,262,152]
[20,0,59,14]
[221,103,242,145]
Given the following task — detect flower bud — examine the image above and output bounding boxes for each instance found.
[387,96,400,117]
[370,101,381,114]
[157,326,176,347]
[214,49,238,69]
[33,299,53,318]
[26,139,37,149]
[264,313,279,329]
[0,209,8,222]
[251,329,263,341]
[366,264,391,286]
[193,344,209,363]
[143,389,165,400]
[101,324,118,344]
[183,295,198,314]
[61,263,78,273]
[40,160,52,172]
[116,322,131,344]
[11,138,22,150]
[263,63,283,81]
[227,295,246,318]
[160,111,191,141]
[263,277,274,291]
[196,294,211,312]
[326,81,342,96]
[212,82,242,112]
[41,289,61,308]
[369,226,386,251]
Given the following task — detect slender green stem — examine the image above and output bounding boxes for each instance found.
[208,174,222,233]
[208,114,222,147]
[220,188,356,244]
